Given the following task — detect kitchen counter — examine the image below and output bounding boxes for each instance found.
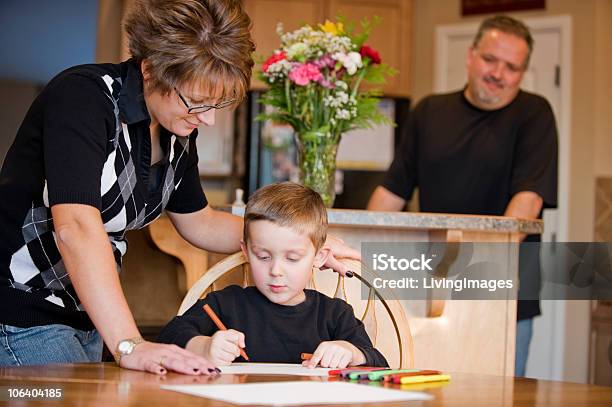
[228,206,543,235]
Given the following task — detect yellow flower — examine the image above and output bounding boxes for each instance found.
[319,20,344,36]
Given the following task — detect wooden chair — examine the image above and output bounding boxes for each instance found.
[178,252,414,369]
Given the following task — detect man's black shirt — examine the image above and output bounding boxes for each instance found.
[382,90,558,320]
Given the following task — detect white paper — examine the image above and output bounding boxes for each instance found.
[161,381,433,405]
[217,362,331,377]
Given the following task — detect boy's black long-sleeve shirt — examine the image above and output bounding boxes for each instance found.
[158,285,388,367]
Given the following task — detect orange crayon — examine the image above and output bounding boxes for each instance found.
[301,352,313,360]
[203,304,249,361]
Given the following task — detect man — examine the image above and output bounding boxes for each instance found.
[367,15,558,377]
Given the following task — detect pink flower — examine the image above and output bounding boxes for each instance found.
[314,54,335,69]
[317,77,335,89]
[263,51,287,72]
[359,45,381,65]
[288,63,323,86]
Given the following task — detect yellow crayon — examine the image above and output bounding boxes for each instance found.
[399,374,451,384]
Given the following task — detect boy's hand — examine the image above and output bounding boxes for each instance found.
[302,340,366,368]
[203,329,246,366]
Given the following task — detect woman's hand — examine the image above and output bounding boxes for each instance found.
[321,234,361,276]
[302,340,366,368]
[120,341,219,375]
[202,329,246,366]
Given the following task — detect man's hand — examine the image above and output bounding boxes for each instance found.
[367,186,406,211]
[504,191,543,241]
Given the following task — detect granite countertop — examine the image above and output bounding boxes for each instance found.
[225,206,543,235]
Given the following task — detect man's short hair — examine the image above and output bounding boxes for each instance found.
[472,15,534,68]
[244,182,328,251]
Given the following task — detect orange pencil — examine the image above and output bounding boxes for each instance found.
[301,352,313,360]
[203,304,249,361]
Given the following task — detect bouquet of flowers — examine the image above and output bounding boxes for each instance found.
[257,18,395,206]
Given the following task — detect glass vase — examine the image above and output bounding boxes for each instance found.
[294,130,340,207]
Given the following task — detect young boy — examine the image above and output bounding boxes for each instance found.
[158,182,388,368]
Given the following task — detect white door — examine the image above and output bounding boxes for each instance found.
[434,16,578,381]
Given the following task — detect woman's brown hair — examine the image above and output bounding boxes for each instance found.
[124,0,255,103]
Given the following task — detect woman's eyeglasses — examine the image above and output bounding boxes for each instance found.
[175,87,235,114]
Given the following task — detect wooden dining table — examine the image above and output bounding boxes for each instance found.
[1,363,611,406]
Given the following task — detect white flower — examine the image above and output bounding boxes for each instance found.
[324,93,347,108]
[280,27,352,61]
[336,91,349,104]
[332,51,363,75]
[325,35,352,54]
[286,42,307,59]
[338,109,348,119]
[264,59,292,81]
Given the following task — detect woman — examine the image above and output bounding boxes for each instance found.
[0,0,358,375]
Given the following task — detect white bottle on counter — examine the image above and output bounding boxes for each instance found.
[233,188,245,207]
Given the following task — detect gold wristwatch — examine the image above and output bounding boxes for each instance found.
[113,337,145,365]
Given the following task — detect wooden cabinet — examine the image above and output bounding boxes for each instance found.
[325,0,411,96]
[591,300,612,385]
[591,322,612,386]
[245,0,412,96]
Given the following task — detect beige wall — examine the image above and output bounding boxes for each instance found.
[410,0,612,242]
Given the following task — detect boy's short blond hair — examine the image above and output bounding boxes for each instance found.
[244,182,328,250]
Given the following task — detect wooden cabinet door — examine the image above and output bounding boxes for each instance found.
[244,0,326,89]
[326,0,411,97]
[591,322,612,386]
